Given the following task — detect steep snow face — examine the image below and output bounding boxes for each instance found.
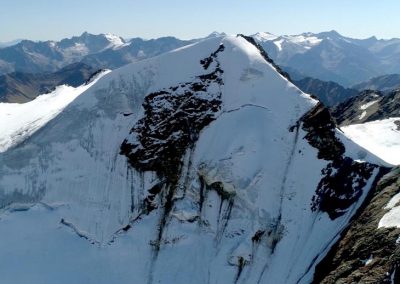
[342,118,400,166]
[0,36,381,284]
[0,70,110,153]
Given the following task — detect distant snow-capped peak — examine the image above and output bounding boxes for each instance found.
[253,31,323,51]
[103,33,126,49]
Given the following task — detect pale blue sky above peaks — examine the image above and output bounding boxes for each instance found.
[1,0,399,41]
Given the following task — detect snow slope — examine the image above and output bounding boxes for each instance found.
[0,36,383,284]
[0,70,110,153]
[341,118,400,166]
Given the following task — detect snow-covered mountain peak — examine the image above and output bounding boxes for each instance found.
[253,31,279,41]
[284,33,323,48]
[0,35,385,283]
[102,33,126,49]
[253,32,323,49]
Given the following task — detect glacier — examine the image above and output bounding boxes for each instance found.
[341,118,400,166]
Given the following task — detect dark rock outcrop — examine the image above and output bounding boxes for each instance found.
[120,45,224,183]
[300,103,345,160]
[119,46,225,253]
[299,103,378,219]
[313,167,400,283]
[311,157,377,219]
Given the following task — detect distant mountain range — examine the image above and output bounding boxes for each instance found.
[253,30,400,86]
[80,36,194,70]
[0,32,225,76]
[2,30,400,88]
[0,32,127,75]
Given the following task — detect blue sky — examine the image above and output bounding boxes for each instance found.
[1,0,399,41]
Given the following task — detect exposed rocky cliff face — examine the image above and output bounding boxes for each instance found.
[121,44,224,180]
[313,167,400,283]
[299,103,378,219]
[331,89,400,126]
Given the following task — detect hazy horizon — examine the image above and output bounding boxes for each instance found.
[1,29,400,44]
[1,0,400,42]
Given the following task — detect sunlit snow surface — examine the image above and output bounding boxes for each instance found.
[341,118,400,166]
[0,70,111,153]
[0,36,381,284]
